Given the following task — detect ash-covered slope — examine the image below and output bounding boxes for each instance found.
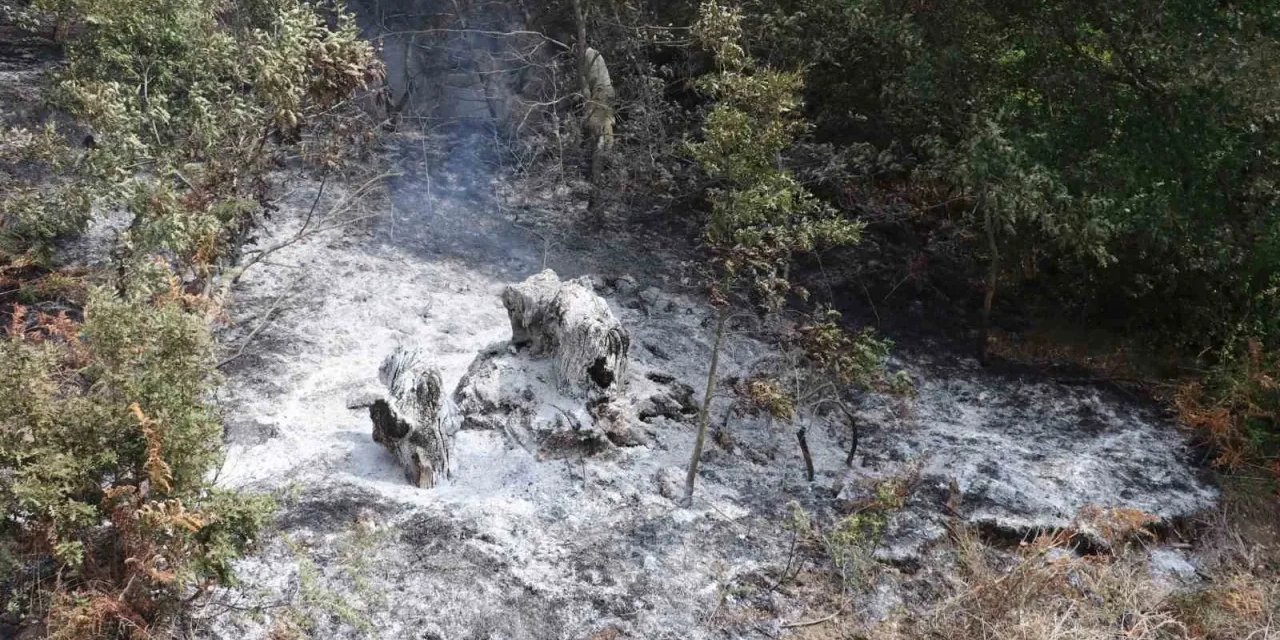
[204,132,1215,639]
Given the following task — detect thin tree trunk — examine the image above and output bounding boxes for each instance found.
[587,140,604,215]
[978,199,998,366]
[844,414,859,467]
[796,427,815,482]
[571,0,589,93]
[682,309,728,506]
[383,32,418,129]
[570,0,603,217]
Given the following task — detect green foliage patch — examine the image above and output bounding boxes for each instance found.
[736,0,1280,462]
[0,0,382,635]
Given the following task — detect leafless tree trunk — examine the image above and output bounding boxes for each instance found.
[978,196,998,366]
[572,0,591,102]
[844,413,860,467]
[682,308,728,506]
[796,427,815,482]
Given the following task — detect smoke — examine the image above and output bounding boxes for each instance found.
[351,0,563,136]
[341,0,578,276]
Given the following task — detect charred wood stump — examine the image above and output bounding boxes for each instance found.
[370,347,451,488]
[502,269,629,399]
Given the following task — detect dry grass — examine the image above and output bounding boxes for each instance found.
[911,528,1190,640]
[859,504,1280,640]
[987,328,1141,381]
[1073,505,1160,549]
[760,491,1257,640]
[1173,572,1279,640]
[1174,381,1252,471]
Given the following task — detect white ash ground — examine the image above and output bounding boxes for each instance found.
[203,137,1217,639]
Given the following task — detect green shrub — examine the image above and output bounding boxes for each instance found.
[0,125,94,263]
[1,291,274,636]
[1,0,382,269]
[1,0,382,635]
[741,0,1280,351]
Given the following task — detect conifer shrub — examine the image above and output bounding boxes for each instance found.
[1,290,274,637]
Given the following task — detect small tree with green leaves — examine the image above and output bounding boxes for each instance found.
[681,0,873,505]
[729,306,906,483]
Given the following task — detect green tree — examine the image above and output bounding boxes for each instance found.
[681,0,870,504]
[736,0,1280,456]
[744,0,1280,342]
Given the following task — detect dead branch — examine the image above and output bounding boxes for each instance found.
[216,275,303,369]
[216,171,396,301]
[782,611,839,628]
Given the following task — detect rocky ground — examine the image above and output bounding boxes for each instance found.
[200,130,1218,639]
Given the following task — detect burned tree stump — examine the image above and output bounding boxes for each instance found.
[502,270,629,399]
[369,347,450,488]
